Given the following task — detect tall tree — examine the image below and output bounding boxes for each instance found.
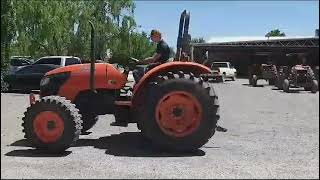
[1,0,16,69]
[265,29,286,38]
[191,37,206,43]
[2,0,154,68]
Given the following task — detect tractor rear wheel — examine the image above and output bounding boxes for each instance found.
[140,72,219,152]
[22,96,82,153]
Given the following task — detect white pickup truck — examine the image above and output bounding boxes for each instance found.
[211,62,237,81]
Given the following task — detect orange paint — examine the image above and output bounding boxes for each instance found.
[155,91,202,137]
[133,62,211,95]
[106,65,127,90]
[33,111,64,143]
[47,63,127,101]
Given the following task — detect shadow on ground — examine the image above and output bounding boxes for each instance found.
[242,83,265,87]
[271,87,281,91]
[277,89,302,94]
[2,90,39,94]
[5,149,71,157]
[6,132,206,157]
[271,87,318,94]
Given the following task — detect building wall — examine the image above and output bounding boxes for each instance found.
[193,47,319,77]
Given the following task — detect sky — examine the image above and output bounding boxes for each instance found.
[133,1,319,48]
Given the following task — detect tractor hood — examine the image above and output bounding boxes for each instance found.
[45,63,102,76]
[43,63,127,101]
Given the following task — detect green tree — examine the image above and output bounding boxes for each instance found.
[1,0,16,69]
[2,0,155,68]
[191,37,206,43]
[169,47,175,58]
[265,29,286,38]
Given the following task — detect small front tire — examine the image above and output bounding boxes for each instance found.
[22,96,82,153]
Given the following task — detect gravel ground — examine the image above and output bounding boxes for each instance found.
[1,78,319,179]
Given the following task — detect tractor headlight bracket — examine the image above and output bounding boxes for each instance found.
[40,77,50,86]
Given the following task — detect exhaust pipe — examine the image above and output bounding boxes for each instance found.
[89,21,96,92]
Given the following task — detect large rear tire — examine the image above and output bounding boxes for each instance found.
[140,71,219,152]
[22,96,82,153]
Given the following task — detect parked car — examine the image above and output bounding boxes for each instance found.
[3,56,81,91]
[211,62,237,81]
[9,56,34,72]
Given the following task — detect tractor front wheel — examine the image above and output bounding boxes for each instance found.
[22,96,82,153]
[140,72,219,152]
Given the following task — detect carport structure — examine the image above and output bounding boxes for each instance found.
[191,37,319,76]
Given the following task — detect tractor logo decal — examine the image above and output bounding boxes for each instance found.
[108,80,117,85]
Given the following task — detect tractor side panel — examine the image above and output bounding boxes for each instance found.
[132,62,211,103]
[57,64,108,101]
[106,65,128,90]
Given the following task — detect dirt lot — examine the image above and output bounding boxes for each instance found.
[1,79,319,179]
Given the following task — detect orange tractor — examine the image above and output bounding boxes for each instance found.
[22,10,220,153]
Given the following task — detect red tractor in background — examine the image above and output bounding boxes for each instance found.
[248,63,278,87]
[23,10,220,153]
[276,64,318,93]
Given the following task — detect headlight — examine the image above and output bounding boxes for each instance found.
[40,77,50,86]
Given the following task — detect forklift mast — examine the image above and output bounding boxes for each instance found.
[175,10,191,61]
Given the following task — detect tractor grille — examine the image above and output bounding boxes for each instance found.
[40,72,70,97]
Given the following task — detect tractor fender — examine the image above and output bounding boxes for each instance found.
[132,61,211,105]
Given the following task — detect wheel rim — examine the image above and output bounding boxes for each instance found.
[33,111,64,143]
[155,91,202,137]
[2,82,9,91]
